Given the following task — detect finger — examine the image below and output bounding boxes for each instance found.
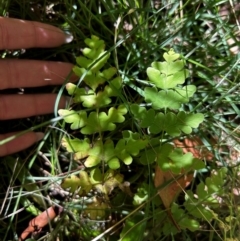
[0,132,44,157]
[0,94,68,120]
[0,59,77,90]
[0,17,73,49]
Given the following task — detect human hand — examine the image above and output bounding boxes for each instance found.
[0,17,76,157]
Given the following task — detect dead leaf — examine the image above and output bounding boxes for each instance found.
[154,136,212,230]
[173,137,214,161]
[84,197,109,220]
[19,206,62,241]
[154,165,193,231]
[154,166,193,208]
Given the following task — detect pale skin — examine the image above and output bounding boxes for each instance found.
[0,17,77,157]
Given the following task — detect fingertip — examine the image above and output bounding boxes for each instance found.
[35,132,44,142]
[0,132,44,157]
[64,33,74,44]
[0,18,73,49]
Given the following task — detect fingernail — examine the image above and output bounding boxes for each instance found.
[36,132,44,141]
[64,33,73,43]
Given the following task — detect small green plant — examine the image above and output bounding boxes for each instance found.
[58,35,224,239]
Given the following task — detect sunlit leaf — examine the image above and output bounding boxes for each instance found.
[133,183,149,205]
[108,157,120,169]
[90,168,102,185]
[144,85,196,109]
[81,105,128,134]
[75,35,110,73]
[61,175,81,193]
[103,169,124,194]
[78,170,93,195]
[130,105,204,136]
[61,137,90,160]
[163,49,180,62]
[146,49,189,89]
[58,109,87,130]
[115,131,148,165]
